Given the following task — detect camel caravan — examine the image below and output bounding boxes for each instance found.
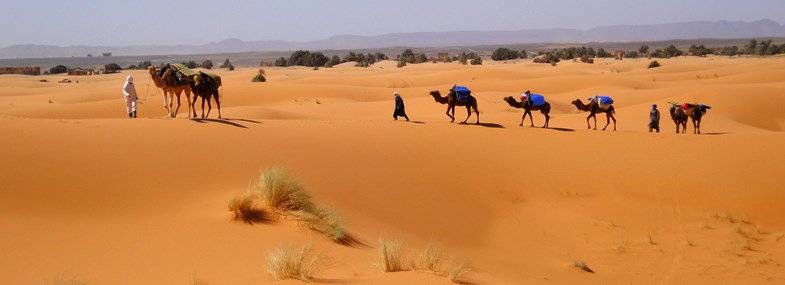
[426,85,709,134]
[149,63,222,118]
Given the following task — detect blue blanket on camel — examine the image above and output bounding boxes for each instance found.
[528,94,546,106]
[454,86,471,101]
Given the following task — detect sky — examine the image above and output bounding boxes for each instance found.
[2,0,784,47]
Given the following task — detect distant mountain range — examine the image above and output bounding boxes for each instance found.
[2,19,784,59]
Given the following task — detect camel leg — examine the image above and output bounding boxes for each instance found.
[528,110,535,127]
[462,106,471,124]
[201,97,207,118]
[543,112,550,128]
[445,106,455,122]
[586,114,595,130]
[602,113,614,131]
[185,90,192,118]
[214,90,222,119]
[191,95,198,118]
[173,92,181,118]
[472,105,479,124]
[519,112,525,126]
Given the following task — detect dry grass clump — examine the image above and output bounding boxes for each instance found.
[379,238,406,272]
[445,259,473,283]
[267,243,324,281]
[414,241,444,272]
[229,167,348,243]
[298,206,346,242]
[572,259,594,273]
[227,193,270,224]
[251,167,314,212]
[377,238,472,283]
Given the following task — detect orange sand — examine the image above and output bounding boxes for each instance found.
[1,56,785,285]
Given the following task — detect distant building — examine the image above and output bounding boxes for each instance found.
[437,53,449,61]
[67,68,93,76]
[260,61,273,67]
[613,50,626,60]
[0,66,41,76]
[102,52,112,57]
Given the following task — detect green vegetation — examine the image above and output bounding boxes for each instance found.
[648,60,661,69]
[491,48,520,61]
[181,61,199,69]
[201,59,213,69]
[251,69,266,82]
[220,58,234,70]
[104,63,122,72]
[50,64,67,74]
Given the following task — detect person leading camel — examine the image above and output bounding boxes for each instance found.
[393,91,409,121]
[122,75,138,118]
[649,104,660,132]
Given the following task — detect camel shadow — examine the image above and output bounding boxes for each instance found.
[398,120,425,124]
[701,132,731,135]
[191,118,259,129]
[545,127,576,132]
[460,122,505,128]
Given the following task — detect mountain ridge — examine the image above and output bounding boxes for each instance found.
[2,19,783,59]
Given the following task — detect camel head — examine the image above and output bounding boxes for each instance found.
[429,90,441,97]
[148,66,157,76]
[571,99,581,106]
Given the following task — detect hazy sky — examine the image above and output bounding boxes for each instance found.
[3,0,784,47]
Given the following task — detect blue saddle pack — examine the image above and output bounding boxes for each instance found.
[454,86,471,101]
[592,96,614,105]
[528,94,546,106]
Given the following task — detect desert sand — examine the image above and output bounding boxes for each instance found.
[1,56,785,285]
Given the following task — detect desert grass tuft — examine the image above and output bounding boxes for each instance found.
[572,260,594,273]
[251,167,314,212]
[445,259,473,283]
[298,206,346,242]
[228,193,270,224]
[414,241,444,272]
[266,243,323,281]
[379,238,405,272]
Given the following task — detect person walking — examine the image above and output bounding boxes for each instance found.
[393,91,409,121]
[123,75,138,118]
[649,104,660,132]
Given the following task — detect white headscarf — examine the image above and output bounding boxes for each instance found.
[126,75,134,84]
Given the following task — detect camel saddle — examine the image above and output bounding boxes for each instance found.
[527,94,546,106]
[453,86,471,101]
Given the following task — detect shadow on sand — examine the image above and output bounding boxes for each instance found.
[190,118,261,129]
[459,122,505,128]
[545,127,576,132]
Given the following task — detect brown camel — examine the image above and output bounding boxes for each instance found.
[189,72,222,118]
[428,90,479,124]
[682,103,711,134]
[669,104,687,133]
[148,66,192,118]
[571,99,616,130]
[503,96,550,128]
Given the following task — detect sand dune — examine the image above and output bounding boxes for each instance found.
[1,56,784,285]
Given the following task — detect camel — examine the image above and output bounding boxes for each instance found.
[190,72,222,118]
[503,96,550,128]
[571,98,616,130]
[429,90,479,124]
[669,104,687,133]
[148,66,192,118]
[683,103,711,134]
